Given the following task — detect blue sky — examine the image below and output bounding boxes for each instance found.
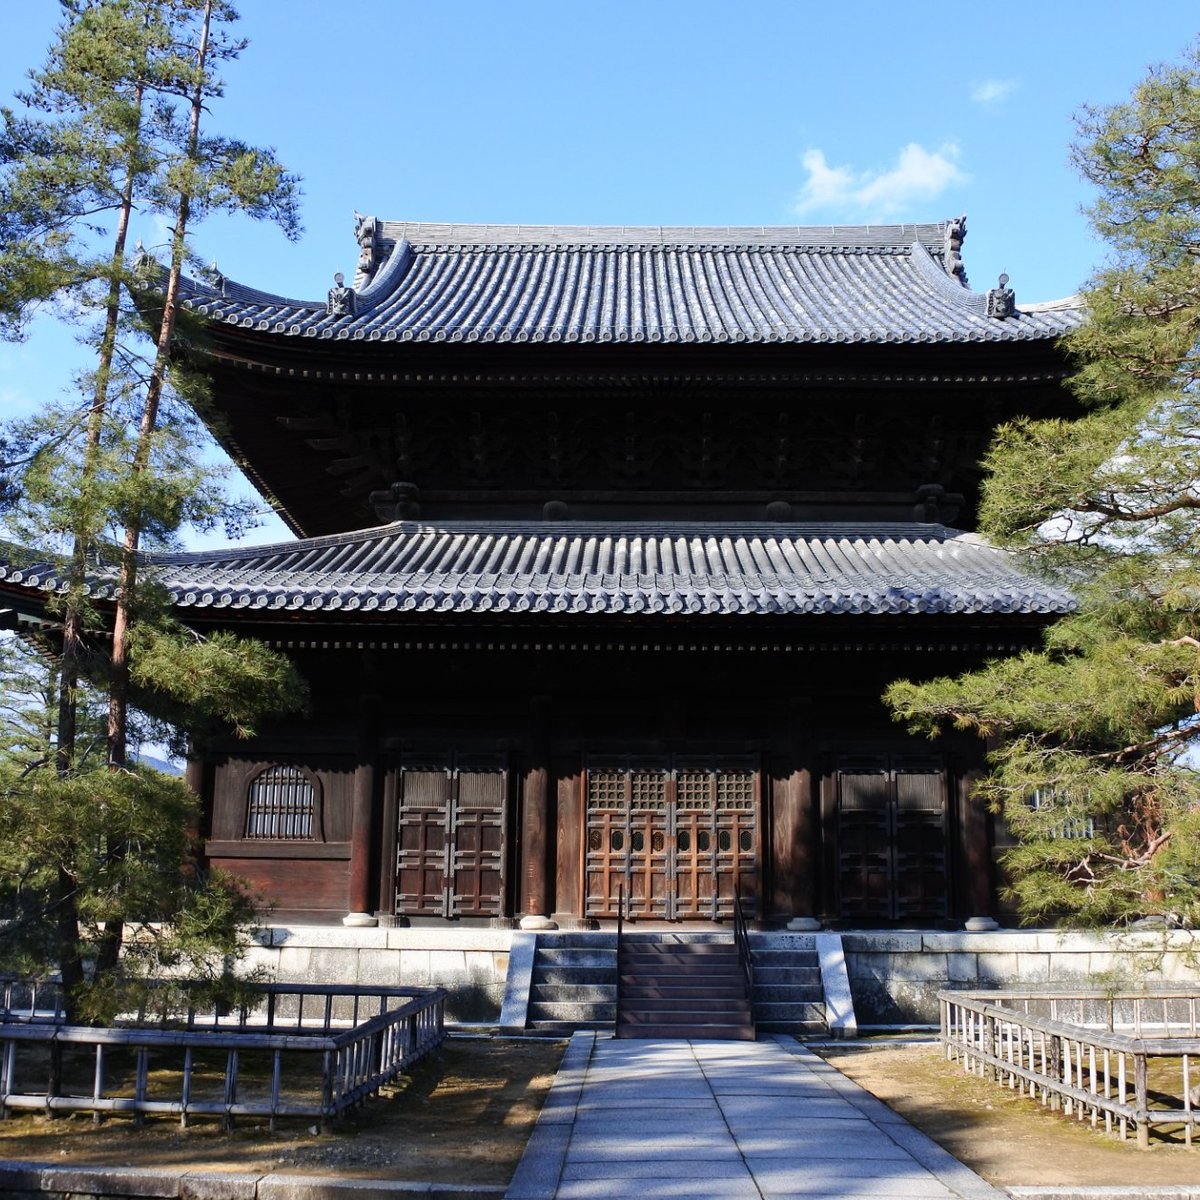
[2,1,1199,546]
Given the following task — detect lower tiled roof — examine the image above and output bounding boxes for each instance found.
[0,523,1075,619]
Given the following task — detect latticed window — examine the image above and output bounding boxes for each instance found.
[1029,789,1095,840]
[716,771,754,810]
[245,766,315,839]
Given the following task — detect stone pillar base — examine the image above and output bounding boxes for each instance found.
[964,916,1000,932]
[787,916,823,931]
[519,914,558,931]
[342,912,378,928]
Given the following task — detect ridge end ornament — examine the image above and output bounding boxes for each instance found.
[986,272,1016,320]
[327,271,355,317]
[353,211,380,286]
[943,214,968,287]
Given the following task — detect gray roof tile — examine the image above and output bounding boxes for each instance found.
[174,221,1083,347]
[0,523,1075,619]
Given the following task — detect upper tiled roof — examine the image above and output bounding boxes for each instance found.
[174,220,1084,347]
[0,523,1075,619]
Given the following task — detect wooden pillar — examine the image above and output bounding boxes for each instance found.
[783,696,821,929]
[345,692,379,927]
[520,696,555,929]
[960,756,998,930]
[183,753,207,853]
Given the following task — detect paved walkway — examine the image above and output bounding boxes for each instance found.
[506,1033,1005,1200]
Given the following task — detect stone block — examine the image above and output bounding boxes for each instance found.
[39,1165,181,1196]
[464,950,500,983]
[180,1173,262,1200]
[281,924,391,949]
[398,948,431,982]
[947,952,978,983]
[357,948,402,986]
[893,952,948,981]
[926,932,1039,953]
[385,926,511,951]
[975,953,1019,984]
[429,949,468,979]
[844,932,923,953]
[306,947,361,984]
[1047,953,1091,983]
[274,946,314,978]
[1016,953,1050,982]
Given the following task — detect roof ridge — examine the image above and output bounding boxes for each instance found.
[148,520,972,567]
[378,220,949,249]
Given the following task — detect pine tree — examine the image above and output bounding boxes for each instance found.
[887,43,1200,928]
[0,0,307,1022]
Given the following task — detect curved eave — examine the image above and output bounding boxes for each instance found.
[170,221,1084,353]
[2,523,1075,624]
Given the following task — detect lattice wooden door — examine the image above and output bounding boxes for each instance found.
[585,760,759,920]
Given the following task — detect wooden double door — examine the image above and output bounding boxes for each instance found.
[394,758,508,918]
[584,759,759,920]
[836,756,949,922]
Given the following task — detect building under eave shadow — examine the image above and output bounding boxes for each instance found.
[0,217,1083,933]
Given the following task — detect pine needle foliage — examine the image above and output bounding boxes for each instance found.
[887,43,1200,928]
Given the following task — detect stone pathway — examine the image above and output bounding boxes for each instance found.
[506,1032,1005,1200]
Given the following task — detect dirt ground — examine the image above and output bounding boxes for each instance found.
[1,1036,1198,1188]
[0,1035,565,1184]
[820,1042,1200,1187]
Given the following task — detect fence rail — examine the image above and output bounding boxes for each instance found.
[940,988,1200,1148]
[0,982,446,1130]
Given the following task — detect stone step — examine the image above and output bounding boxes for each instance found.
[619,950,739,969]
[616,1021,755,1040]
[531,983,616,1003]
[532,965,616,986]
[536,933,617,949]
[619,964,742,980]
[752,965,821,985]
[620,932,735,945]
[752,1000,826,1023]
[750,950,819,967]
[621,984,744,1001]
[529,1000,617,1022]
[754,987,822,1005]
[756,1018,828,1035]
[529,1019,615,1035]
[621,996,751,1015]
[534,947,617,969]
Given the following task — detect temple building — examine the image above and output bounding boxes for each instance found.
[0,218,1082,932]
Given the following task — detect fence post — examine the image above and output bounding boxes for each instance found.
[1134,1052,1149,1149]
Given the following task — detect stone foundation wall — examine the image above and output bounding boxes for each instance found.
[842,930,1200,1024]
[244,924,513,1022]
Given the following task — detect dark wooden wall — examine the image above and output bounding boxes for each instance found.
[197,628,1014,923]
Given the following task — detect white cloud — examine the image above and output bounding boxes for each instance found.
[792,143,969,221]
[970,78,1018,106]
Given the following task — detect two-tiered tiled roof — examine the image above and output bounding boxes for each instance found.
[0,523,1075,619]
[176,221,1083,347]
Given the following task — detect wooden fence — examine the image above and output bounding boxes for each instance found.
[940,987,1200,1148]
[0,982,446,1130]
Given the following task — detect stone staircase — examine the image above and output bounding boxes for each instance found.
[525,932,617,1034]
[750,937,828,1036]
[616,932,755,1040]
[516,930,831,1039]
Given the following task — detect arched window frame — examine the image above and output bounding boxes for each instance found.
[244,765,324,841]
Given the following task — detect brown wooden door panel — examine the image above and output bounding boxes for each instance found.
[837,763,948,921]
[397,809,447,915]
[450,807,505,917]
[584,760,761,921]
[395,761,508,919]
